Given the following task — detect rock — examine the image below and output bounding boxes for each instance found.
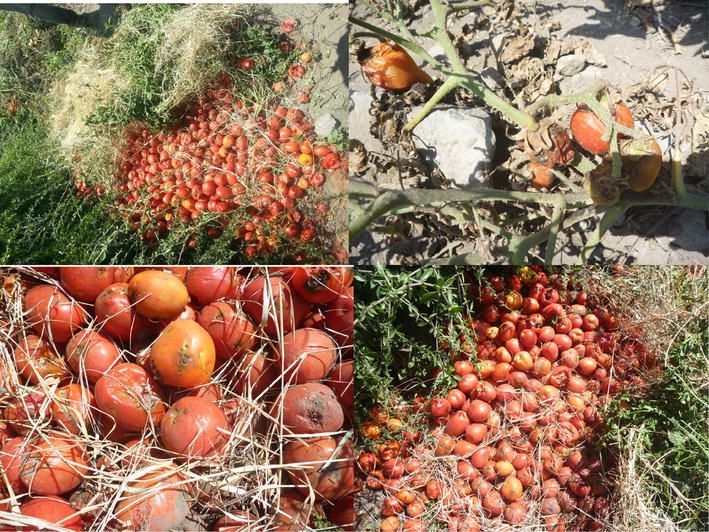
[408,106,494,188]
[554,53,587,78]
[348,90,379,152]
[559,65,605,94]
[314,113,339,138]
[427,43,446,63]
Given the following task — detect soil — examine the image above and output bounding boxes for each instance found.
[349,0,709,265]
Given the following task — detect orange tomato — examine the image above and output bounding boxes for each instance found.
[149,319,215,388]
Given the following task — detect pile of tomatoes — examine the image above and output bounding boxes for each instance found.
[82,69,344,257]
[0,266,354,530]
[357,267,657,532]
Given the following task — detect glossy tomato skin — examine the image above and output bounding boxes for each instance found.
[160,396,230,458]
[325,360,354,416]
[127,270,190,320]
[19,436,88,495]
[20,496,83,531]
[23,285,85,343]
[14,335,68,384]
[94,283,152,345]
[59,266,133,303]
[279,382,344,434]
[94,363,166,432]
[197,301,256,360]
[570,104,634,154]
[50,384,95,435]
[325,286,354,352]
[284,437,354,502]
[281,328,337,384]
[149,319,215,388]
[241,276,307,337]
[185,267,238,305]
[65,329,121,383]
[290,267,353,305]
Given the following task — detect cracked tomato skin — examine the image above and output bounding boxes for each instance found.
[149,319,215,388]
[280,382,344,435]
[197,301,256,361]
[290,267,353,305]
[160,396,230,458]
[284,437,354,502]
[94,363,166,432]
[59,266,134,303]
[23,285,86,343]
[19,436,88,496]
[20,496,83,531]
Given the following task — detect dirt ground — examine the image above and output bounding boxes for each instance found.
[349,0,709,265]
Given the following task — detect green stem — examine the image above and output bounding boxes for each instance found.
[448,0,494,12]
[544,201,566,264]
[404,76,460,133]
[579,204,627,264]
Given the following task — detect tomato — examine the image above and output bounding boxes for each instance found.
[0,437,31,493]
[281,328,337,384]
[445,411,470,437]
[59,267,133,303]
[429,398,451,418]
[20,496,83,531]
[51,384,95,435]
[213,512,260,532]
[504,501,528,525]
[465,423,488,444]
[127,270,190,320]
[447,389,466,409]
[65,329,121,382]
[94,283,152,345]
[115,466,193,530]
[325,360,354,414]
[325,286,354,350]
[467,399,491,423]
[241,275,307,336]
[279,382,344,434]
[283,437,354,502]
[160,396,230,458]
[290,267,353,305]
[23,285,86,343]
[149,319,215,388]
[14,335,68,384]
[20,436,88,495]
[570,102,634,154]
[458,373,479,394]
[197,301,256,361]
[94,363,166,432]
[232,351,277,397]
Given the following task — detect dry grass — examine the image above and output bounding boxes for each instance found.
[0,268,353,531]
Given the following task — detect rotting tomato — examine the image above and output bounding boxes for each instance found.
[149,319,215,388]
[279,382,344,435]
[283,437,354,502]
[65,329,122,383]
[14,335,68,384]
[241,275,307,337]
[197,301,256,361]
[20,496,83,531]
[128,270,190,320]
[160,396,230,458]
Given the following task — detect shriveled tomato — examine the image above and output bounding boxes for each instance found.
[51,384,95,435]
[281,327,337,384]
[290,267,353,304]
[197,301,256,360]
[20,436,88,495]
[14,335,68,384]
[160,396,230,458]
[59,266,133,303]
[65,329,121,382]
[185,266,239,305]
[94,363,166,432]
[127,270,190,320]
[20,496,83,531]
[241,275,307,336]
[284,437,354,502]
[23,285,86,343]
[149,319,215,388]
[94,283,152,345]
[279,382,344,434]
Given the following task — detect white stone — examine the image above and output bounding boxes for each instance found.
[559,65,605,94]
[408,106,494,188]
[554,53,587,78]
[314,112,339,138]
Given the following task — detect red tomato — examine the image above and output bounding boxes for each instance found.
[50,384,95,435]
[325,360,354,415]
[197,301,256,361]
[23,285,86,343]
[281,328,337,384]
[325,286,354,351]
[290,267,353,305]
[59,266,134,303]
[20,496,83,531]
[283,437,354,502]
[20,436,88,495]
[241,275,307,337]
[14,335,68,384]
[94,363,166,432]
[65,329,121,383]
[160,397,230,458]
[94,283,152,345]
